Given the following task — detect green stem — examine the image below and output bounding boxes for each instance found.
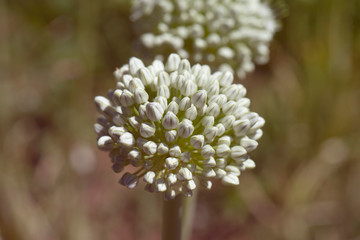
[181,189,198,240]
[162,195,183,240]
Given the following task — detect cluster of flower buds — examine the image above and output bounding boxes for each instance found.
[131,0,278,78]
[94,54,264,200]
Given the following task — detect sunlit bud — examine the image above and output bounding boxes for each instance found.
[218,71,233,87]
[143,171,156,184]
[203,157,216,168]
[231,146,247,161]
[186,180,196,190]
[178,167,193,181]
[222,173,239,186]
[222,100,237,115]
[155,178,167,192]
[157,143,169,155]
[216,158,227,169]
[185,105,197,120]
[215,168,227,178]
[167,101,179,114]
[208,94,227,105]
[218,136,231,146]
[250,116,265,131]
[108,126,126,139]
[216,123,225,136]
[129,149,142,162]
[202,116,214,127]
[165,130,177,143]
[119,90,134,107]
[158,85,170,98]
[178,119,194,138]
[129,57,144,75]
[134,88,149,104]
[191,90,207,108]
[119,132,135,148]
[138,67,153,85]
[97,136,114,151]
[142,141,157,155]
[181,80,197,96]
[242,159,256,169]
[111,89,123,105]
[119,172,139,188]
[165,157,179,170]
[240,137,258,152]
[140,122,156,138]
[162,111,179,130]
[95,96,111,114]
[203,168,216,178]
[128,78,145,93]
[155,96,168,110]
[178,59,191,73]
[201,145,215,158]
[94,123,107,136]
[190,135,205,149]
[237,98,250,108]
[167,173,177,186]
[233,119,250,136]
[225,165,241,176]
[179,97,191,111]
[146,102,164,122]
[219,115,235,129]
[248,129,263,141]
[169,146,182,157]
[165,53,181,72]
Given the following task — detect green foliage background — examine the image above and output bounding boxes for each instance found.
[0,0,359,239]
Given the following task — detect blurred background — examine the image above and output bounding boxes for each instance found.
[0,0,359,239]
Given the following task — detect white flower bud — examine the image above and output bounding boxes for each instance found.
[138,67,153,85]
[185,105,197,120]
[167,173,177,186]
[203,157,216,167]
[225,165,241,176]
[206,102,220,117]
[155,178,167,192]
[203,168,216,178]
[237,98,250,108]
[179,97,191,111]
[208,94,227,105]
[218,136,231,146]
[167,101,179,114]
[250,116,265,131]
[95,96,111,114]
[219,115,235,129]
[119,132,135,147]
[233,119,250,136]
[157,142,169,155]
[158,71,170,86]
[201,145,215,158]
[111,89,123,105]
[218,71,233,87]
[119,172,139,188]
[178,59,191,73]
[94,123,107,136]
[97,136,114,151]
[138,104,148,120]
[157,85,170,98]
[180,80,197,96]
[203,126,217,142]
[178,119,194,138]
[201,116,214,127]
[134,88,149,104]
[165,157,179,170]
[248,129,263,141]
[215,168,227,178]
[222,100,237,115]
[216,144,230,157]
[240,137,258,152]
[231,146,247,161]
[142,141,157,155]
[140,122,156,138]
[146,102,164,122]
[218,47,235,59]
[155,96,168,110]
[191,90,207,109]
[200,180,212,190]
[178,167,193,181]
[129,57,145,75]
[186,180,196,190]
[242,159,256,169]
[108,126,126,139]
[216,123,225,136]
[143,171,156,184]
[120,90,134,107]
[165,53,181,72]
[190,135,205,149]
[165,130,177,143]
[162,111,179,130]
[169,146,181,157]
[128,78,145,92]
[222,174,239,186]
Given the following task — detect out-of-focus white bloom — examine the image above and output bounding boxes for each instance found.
[131,0,279,78]
[94,54,264,200]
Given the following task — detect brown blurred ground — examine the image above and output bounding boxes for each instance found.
[0,0,359,239]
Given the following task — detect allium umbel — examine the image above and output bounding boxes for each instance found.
[94,54,264,200]
[131,0,278,78]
